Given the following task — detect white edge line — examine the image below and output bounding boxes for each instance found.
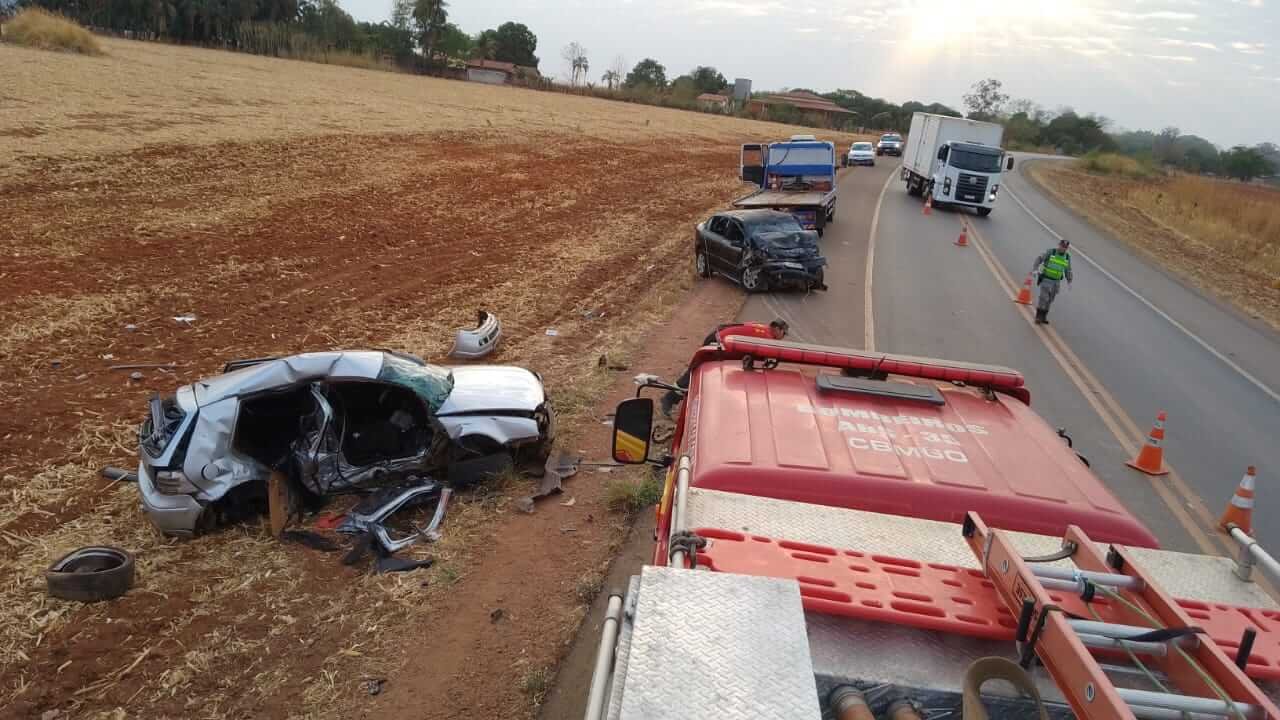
[1007,185,1280,405]
[864,168,898,351]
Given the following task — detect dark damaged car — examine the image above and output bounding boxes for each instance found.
[137,351,554,536]
[693,209,828,293]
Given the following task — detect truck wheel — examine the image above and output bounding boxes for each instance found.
[809,268,825,291]
[976,207,992,217]
[906,179,921,197]
[695,250,711,278]
[740,266,769,293]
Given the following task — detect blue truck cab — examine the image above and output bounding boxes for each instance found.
[736,135,838,236]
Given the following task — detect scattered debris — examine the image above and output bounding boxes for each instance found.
[313,512,346,530]
[652,424,675,443]
[129,371,144,382]
[100,466,138,483]
[560,496,576,507]
[46,546,135,602]
[124,323,138,332]
[596,466,615,473]
[514,452,580,513]
[172,314,197,325]
[109,362,176,371]
[101,353,115,361]
[281,530,340,552]
[51,359,63,369]
[338,481,449,554]
[545,328,559,336]
[490,608,505,623]
[363,678,386,696]
[375,555,434,574]
[450,309,501,359]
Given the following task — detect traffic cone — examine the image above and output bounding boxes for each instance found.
[955,226,969,247]
[1126,411,1171,476]
[1014,274,1034,305]
[1220,466,1258,534]
[923,195,933,216]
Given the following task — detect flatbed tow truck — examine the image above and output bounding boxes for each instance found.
[585,336,1280,720]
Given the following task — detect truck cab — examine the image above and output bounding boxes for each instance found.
[736,136,838,234]
[902,112,1012,217]
[587,336,1280,720]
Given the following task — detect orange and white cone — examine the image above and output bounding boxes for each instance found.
[1126,411,1170,476]
[1220,466,1258,534]
[1014,274,1034,305]
[923,195,933,216]
[955,226,969,247]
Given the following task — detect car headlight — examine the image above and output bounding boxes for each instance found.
[943,177,952,195]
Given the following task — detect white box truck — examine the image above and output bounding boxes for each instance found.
[901,112,1012,217]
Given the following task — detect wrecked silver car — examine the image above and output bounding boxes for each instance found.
[136,351,554,536]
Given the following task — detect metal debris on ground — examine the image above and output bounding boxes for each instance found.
[100,467,138,483]
[545,328,559,336]
[363,678,386,696]
[490,608,505,623]
[514,452,580,513]
[560,496,576,507]
[374,555,433,574]
[172,314,197,325]
[109,362,176,371]
[129,371,144,382]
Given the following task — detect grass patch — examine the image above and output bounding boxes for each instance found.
[1,8,102,55]
[1078,151,1155,179]
[605,472,663,516]
[520,666,551,704]
[574,570,605,605]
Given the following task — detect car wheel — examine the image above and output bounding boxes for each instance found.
[740,266,769,293]
[810,268,825,290]
[976,207,993,217]
[695,250,711,278]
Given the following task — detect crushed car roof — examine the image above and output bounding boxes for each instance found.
[191,351,454,411]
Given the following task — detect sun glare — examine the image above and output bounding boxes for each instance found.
[903,0,1089,52]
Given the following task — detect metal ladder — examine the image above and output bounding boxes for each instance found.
[962,512,1280,720]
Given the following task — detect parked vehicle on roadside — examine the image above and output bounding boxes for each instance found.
[694,209,827,293]
[136,350,555,536]
[876,132,904,156]
[901,112,1011,217]
[846,141,876,167]
[735,135,838,235]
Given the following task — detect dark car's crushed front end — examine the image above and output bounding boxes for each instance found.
[748,230,828,290]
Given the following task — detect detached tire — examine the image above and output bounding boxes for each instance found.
[46,546,135,602]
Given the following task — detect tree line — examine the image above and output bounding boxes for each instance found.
[962,78,1276,182]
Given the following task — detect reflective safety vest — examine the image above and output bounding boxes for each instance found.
[1041,251,1070,281]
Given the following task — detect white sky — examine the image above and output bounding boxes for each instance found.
[342,0,1278,147]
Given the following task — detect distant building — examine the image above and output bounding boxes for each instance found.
[697,93,731,112]
[464,59,541,85]
[747,91,855,129]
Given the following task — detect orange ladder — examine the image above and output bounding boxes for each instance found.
[963,512,1280,720]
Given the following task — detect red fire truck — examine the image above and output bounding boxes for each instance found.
[586,336,1280,720]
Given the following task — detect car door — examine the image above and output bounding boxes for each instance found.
[702,216,733,272]
[724,220,749,274]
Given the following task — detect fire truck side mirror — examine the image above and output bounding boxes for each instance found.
[612,398,654,465]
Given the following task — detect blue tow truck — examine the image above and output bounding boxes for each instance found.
[736,135,837,236]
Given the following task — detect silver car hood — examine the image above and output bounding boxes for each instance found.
[438,366,545,415]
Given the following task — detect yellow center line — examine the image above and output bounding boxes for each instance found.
[962,217,1227,557]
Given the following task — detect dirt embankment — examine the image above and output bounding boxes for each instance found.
[1029,162,1280,332]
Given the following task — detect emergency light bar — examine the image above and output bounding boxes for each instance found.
[720,336,1026,392]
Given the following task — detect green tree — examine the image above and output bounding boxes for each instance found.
[411,0,446,58]
[624,58,667,89]
[1221,146,1274,181]
[436,21,470,57]
[689,65,727,94]
[962,78,1008,121]
[482,21,538,66]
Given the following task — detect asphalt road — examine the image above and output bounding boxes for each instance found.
[738,154,1280,555]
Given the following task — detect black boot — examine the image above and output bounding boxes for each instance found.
[1034,308,1047,324]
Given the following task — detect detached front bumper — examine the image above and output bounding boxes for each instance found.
[137,461,204,537]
